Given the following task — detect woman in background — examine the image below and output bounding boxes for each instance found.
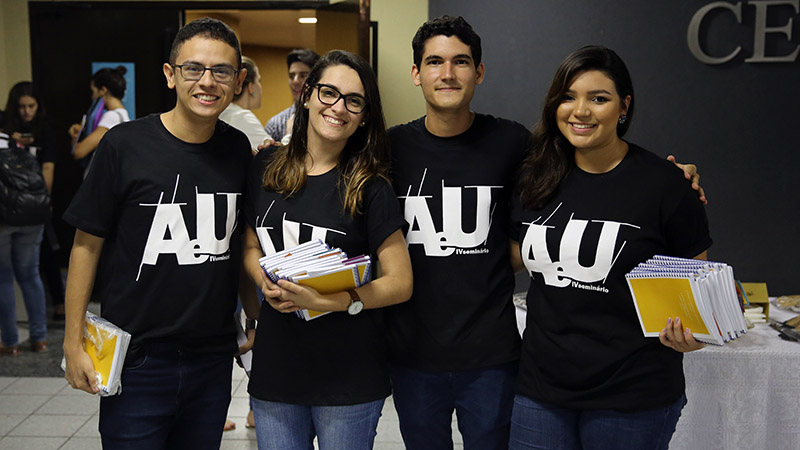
[509,46,710,450]
[219,55,271,153]
[0,81,53,355]
[69,66,130,169]
[242,50,412,449]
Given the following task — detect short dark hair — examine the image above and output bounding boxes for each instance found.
[286,48,320,70]
[169,17,242,69]
[92,66,127,99]
[412,15,482,68]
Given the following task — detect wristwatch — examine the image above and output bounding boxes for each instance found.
[245,318,257,330]
[346,289,364,315]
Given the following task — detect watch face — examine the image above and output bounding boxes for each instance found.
[348,300,364,315]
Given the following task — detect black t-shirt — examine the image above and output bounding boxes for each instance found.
[244,149,405,406]
[63,114,251,355]
[510,143,712,411]
[386,114,529,372]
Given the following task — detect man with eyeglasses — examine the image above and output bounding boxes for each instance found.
[62,17,257,450]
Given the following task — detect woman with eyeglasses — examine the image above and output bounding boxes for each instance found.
[508,46,710,449]
[241,50,413,449]
[68,66,130,173]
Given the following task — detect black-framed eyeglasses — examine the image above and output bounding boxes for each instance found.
[172,63,239,83]
[315,83,368,114]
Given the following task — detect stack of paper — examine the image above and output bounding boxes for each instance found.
[625,255,746,346]
[259,239,371,321]
[61,312,131,396]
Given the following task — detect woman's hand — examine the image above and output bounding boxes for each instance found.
[68,123,81,140]
[260,271,299,313]
[659,317,706,353]
[275,280,346,313]
[236,329,256,356]
[11,132,34,146]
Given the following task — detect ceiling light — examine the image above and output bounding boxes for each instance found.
[298,17,317,24]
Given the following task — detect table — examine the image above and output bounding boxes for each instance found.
[670,305,800,450]
[514,303,800,450]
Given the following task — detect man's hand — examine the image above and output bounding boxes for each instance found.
[236,329,256,356]
[255,138,276,153]
[63,346,100,394]
[667,155,707,204]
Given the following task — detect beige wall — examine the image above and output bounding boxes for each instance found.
[0,0,33,109]
[373,0,428,127]
[242,44,294,125]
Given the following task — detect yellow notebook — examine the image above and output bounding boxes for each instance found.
[81,312,131,396]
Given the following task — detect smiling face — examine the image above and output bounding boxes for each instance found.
[305,64,365,152]
[163,36,244,125]
[288,61,312,101]
[556,70,630,153]
[412,35,484,115]
[18,95,39,123]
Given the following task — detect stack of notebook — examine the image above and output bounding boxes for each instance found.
[625,255,746,345]
[61,312,131,396]
[259,240,371,321]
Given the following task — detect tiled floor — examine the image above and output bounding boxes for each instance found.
[0,366,464,449]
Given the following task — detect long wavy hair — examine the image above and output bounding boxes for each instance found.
[262,50,390,217]
[517,45,635,209]
[3,81,44,136]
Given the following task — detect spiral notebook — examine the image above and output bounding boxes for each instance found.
[625,256,746,345]
[258,240,371,321]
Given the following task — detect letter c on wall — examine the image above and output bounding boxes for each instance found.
[687,1,743,64]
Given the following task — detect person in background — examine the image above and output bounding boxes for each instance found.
[0,81,52,355]
[218,55,264,431]
[68,66,130,171]
[264,48,320,144]
[243,50,412,450]
[508,45,710,450]
[219,55,271,154]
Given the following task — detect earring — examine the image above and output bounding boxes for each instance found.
[359,121,366,127]
[303,102,309,109]
[618,114,627,125]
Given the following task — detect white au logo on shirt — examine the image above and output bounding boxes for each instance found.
[520,203,639,292]
[137,175,240,280]
[255,200,346,255]
[399,169,500,257]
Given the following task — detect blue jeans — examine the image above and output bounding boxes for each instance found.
[509,393,687,450]
[0,224,46,346]
[250,397,384,450]
[390,361,517,450]
[99,344,233,450]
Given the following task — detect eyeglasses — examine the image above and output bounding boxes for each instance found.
[172,63,239,83]
[315,83,368,114]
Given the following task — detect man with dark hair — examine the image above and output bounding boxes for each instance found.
[386,15,528,450]
[264,48,320,143]
[388,15,703,450]
[62,17,256,449]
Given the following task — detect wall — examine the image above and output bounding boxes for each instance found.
[430,0,800,294]
[241,44,294,125]
[0,0,32,108]
[373,0,428,127]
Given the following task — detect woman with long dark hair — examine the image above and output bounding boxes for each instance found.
[0,81,53,355]
[241,50,412,449]
[509,46,711,449]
